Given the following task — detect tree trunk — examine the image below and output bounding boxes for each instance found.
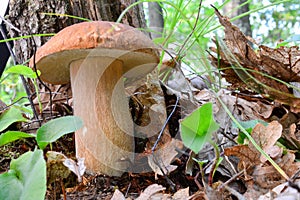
[223,0,252,37]
[8,0,147,63]
[148,2,164,39]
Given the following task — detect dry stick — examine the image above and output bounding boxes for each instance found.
[150,96,179,191]
[194,171,203,190]
[151,153,176,191]
[0,96,28,111]
[222,184,245,200]
[218,169,244,191]
[0,25,40,123]
[288,168,300,193]
[151,95,179,151]
[124,182,131,198]
[31,36,53,118]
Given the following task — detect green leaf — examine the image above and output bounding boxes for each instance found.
[0,149,46,200]
[0,131,36,147]
[0,107,28,132]
[180,102,219,154]
[5,65,40,79]
[36,116,83,150]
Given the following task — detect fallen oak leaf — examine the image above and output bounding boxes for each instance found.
[224,145,260,171]
[136,184,166,200]
[209,7,300,112]
[148,139,183,177]
[249,121,283,163]
[278,152,300,177]
[111,189,126,200]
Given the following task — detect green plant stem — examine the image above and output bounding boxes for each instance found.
[208,140,220,186]
[0,33,55,43]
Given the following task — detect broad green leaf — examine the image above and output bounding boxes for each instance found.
[0,149,46,200]
[0,131,36,147]
[36,116,83,150]
[0,107,28,132]
[5,65,40,79]
[180,103,219,154]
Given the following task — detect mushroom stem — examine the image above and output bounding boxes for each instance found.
[70,57,134,176]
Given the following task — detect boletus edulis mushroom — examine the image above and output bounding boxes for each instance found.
[30,21,159,176]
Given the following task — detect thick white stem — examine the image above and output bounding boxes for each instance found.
[70,57,134,176]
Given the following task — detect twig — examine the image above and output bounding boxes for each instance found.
[151,95,179,152]
[222,184,245,200]
[194,171,203,190]
[288,168,300,193]
[151,152,176,191]
[125,182,131,198]
[218,170,244,191]
[31,36,53,118]
[0,96,28,111]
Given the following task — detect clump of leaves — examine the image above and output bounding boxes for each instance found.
[209,8,300,112]
[0,107,83,200]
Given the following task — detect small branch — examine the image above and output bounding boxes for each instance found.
[151,95,179,152]
[31,36,53,119]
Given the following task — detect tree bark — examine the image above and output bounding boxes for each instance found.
[148,2,164,39]
[223,0,252,37]
[8,0,147,63]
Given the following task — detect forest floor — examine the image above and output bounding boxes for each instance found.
[1,9,300,200]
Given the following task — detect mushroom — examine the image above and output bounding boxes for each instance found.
[30,21,159,176]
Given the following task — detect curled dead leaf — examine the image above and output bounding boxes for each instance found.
[209,8,300,112]
[249,121,283,163]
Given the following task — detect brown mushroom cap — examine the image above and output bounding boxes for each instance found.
[30,21,159,85]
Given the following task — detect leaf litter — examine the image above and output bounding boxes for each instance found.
[3,7,300,200]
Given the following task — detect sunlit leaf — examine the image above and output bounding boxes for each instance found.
[5,65,40,79]
[0,131,35,147]
[36,116,83,150]
[180,102,219,154]
[0,149,46,200]
[0,107,27,132]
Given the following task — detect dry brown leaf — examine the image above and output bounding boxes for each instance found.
[224,145,260,170]
[135,184,166,200]
[209,8,300,112]
[251,153,300,190]
[252,165,285,189]
[148,139,183,177]
[173,187,190,200]
[279,152,300,177]
[129,69,171,146]
[249,121,283,163]
[111,189,126,200]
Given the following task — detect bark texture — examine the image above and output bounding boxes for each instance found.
[148,2,164,39]
[8,0,147,63]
